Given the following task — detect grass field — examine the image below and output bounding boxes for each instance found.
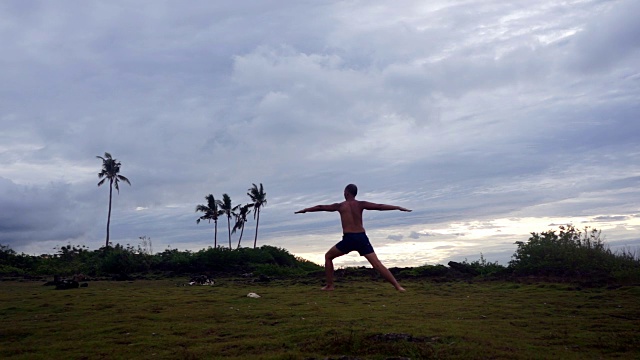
[1,277,639,359]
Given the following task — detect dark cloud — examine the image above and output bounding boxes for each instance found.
[409,231,436,239]
[387,234,403,241]
[0,177,98,248]
[568,0,640,72]
[548,223,571,227]
[592,215,630,222]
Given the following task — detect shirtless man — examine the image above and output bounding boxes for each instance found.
[295,184,411,291]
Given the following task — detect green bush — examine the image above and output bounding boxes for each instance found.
[190,246,320,275]
[117,248,154,274]
[253,263,305,277]
[259,245,298,267]
[295,256,322,272]
[0,243,16,261]
[461,254,507,277]
[157,248,195,273]
[509,225,640,282]
[409,264,450,277]
[0,264,24,276]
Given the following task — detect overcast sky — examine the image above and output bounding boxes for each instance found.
[1,0,639,267]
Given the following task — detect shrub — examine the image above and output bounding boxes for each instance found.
[461,253,507,277]
[259,245,298,267]
[253,263,305,277]
[509,225,640,282]
[295,256,322,272]
[409,264,450,277]
[99,244,152,275]
[157,248,194,273]
[0,243,16,261]
[0,264,24,276]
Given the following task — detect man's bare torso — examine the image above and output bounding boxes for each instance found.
[338,199,366,233]
[295,188,410,233]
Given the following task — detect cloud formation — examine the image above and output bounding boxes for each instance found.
[1,0,638,265]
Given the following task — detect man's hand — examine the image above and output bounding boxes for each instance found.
[295,209,307,214]
[398,207,412,212]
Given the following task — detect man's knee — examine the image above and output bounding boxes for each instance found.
[325,246,343,261]
[325,253,339,262]
[365,254,385,270]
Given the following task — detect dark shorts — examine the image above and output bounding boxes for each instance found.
[335,232,375,256]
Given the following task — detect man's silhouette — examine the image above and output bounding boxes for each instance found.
[295,184,411,291]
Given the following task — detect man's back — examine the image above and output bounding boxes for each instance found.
[338,200,365,233]
[295,184,411,233]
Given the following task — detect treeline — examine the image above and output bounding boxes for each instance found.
[1,226,638,284]
[403,225,640,285]
[0,244,321,279]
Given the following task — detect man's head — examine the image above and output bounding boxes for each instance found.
[344,184,358,199]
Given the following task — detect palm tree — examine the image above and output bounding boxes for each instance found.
[247,183,267,249]
[96,152,131,248]
[219,193,234,249]
[195,194,223,248]
[232,203,254,249]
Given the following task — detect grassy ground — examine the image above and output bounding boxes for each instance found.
[1,277,639,359]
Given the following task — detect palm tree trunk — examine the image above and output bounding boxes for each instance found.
[227,216,232,249]
[106,179,113,248]
[237,225,245,249]
[214,220,218,248]
[253,209,260,249]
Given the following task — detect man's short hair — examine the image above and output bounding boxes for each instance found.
[345,184,358,196]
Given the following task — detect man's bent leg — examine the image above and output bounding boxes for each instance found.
[323,246,344,290]
[363,252,406,292]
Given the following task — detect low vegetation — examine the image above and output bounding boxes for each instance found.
[1,226,639,285]
[0,244,320,279]
[510,225,639,284]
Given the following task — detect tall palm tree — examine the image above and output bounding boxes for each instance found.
[219,193,234,249]
[232,203,254,249]
[195,194,223,248]
[247,183,267,249]
[96,152,131,248]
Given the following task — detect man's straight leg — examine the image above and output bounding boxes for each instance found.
[363,252,406,292]
[323,246,344,290]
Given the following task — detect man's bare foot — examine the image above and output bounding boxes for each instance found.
[396,286,406,292]
[321,285,335,291]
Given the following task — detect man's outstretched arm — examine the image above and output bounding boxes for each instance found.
[295,203,340,214]
[360,201,412,212]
